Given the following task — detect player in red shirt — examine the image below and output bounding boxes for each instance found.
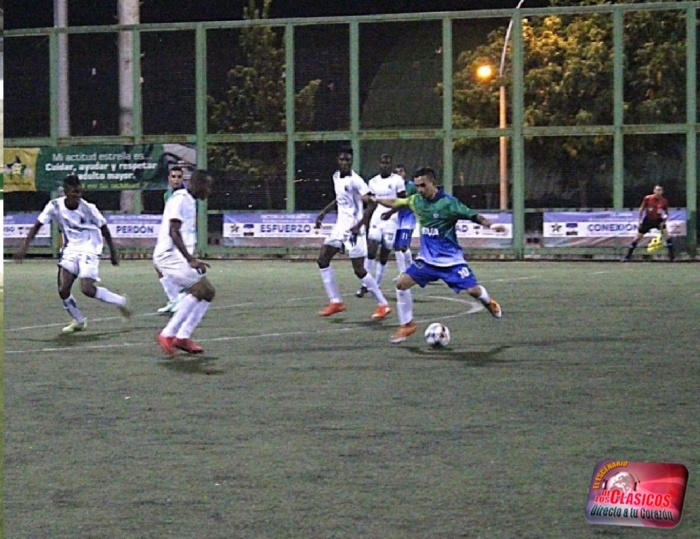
[622,185,674,261]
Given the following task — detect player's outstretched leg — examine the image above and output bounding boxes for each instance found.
[61,295,87,333]
[391,288,416,343]
[469,285,502,319]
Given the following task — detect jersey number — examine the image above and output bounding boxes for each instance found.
[458,267,471,278]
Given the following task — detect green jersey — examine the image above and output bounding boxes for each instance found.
[395,188,480,267]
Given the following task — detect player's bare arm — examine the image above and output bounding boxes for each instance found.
[374,197,399,209]
[315,199,337,229]
[380,189,406,220]
[100,224,120,266]
[476,214,506,233]
[169,218,210,272]
[13,221,43,262]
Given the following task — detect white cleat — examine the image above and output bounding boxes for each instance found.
[62,319,87,333]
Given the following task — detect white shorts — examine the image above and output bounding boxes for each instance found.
[368,217,397,250]
[324,223,368,258]
[59,250,101,281]
[153,251,205,290]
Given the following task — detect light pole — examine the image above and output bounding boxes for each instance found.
[477,0,526,211]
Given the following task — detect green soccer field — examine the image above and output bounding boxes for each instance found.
[3,259,699,538]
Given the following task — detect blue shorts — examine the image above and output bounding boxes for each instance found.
[394,229,413,250]
[405,260,479,292]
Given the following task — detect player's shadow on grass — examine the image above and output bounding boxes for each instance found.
[158,356,224,376]
[405,345,512,367]
[25,328,134,346]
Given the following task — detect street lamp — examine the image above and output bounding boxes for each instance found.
[476,0,526,211]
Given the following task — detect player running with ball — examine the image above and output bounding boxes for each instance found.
[374,167,506,344]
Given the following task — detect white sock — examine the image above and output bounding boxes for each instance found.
[160,276,180,302]
[361,273,388,306]
[320,267,342,303]
[375,262,387,287]
[62,295,85,323]
[404,249,413,266]
[162,294,199,337]
[176,299,210,339]
[95,287,127,307]
[396,288,413,325]
[395,251,407,274]
[477,286,491,306]
[365,258,376,277]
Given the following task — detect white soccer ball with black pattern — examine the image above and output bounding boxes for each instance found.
[424,322,451,348]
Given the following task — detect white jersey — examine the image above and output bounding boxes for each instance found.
[38,197,106,255]
[368,173,406,225]
[333,170,370,226]
[153,188,197,258]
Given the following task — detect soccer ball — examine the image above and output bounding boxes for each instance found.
[424,322,451,348]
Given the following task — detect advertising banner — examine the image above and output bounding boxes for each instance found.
[4,213,161,249]
[223,212,513,249]
[3,213,51,247]
[543,210,687,247]
[4,144,196,192]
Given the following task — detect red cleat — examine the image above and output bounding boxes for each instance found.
[173,337,205,354]
[318,302,346,317]
[371,304,392,320]
[156,332,177,356]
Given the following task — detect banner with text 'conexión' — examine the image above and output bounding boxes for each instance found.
[543,210,687,247]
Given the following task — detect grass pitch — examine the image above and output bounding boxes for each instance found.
[3,259,699,538]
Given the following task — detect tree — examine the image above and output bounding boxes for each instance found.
[452,0,689,160]
[207,0,321,209]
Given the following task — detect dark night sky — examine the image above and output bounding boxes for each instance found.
[6,0,550,29]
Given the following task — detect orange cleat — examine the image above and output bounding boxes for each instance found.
[390,321,417,344]
[173,337,204,354]
[371,304,392,320]
[156,332,177,356]
[318,302,346,317]
[486,299,502,319]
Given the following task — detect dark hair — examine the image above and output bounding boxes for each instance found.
[395,163,405,169]
[189,169,213,186]
[169,166,183,175]
[64,174,81,188]
[380,153,392,161]
[338,145,354,156]
[413,167,437,182]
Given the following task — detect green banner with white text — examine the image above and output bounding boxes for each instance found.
[4,144,196,191]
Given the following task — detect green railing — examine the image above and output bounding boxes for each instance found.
[4,2,698,258]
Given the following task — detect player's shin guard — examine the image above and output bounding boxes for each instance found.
[395,251,407,273]
[396,288,413,325]
[161,294,199,337]
[320,267,342,302]
[375,262,387,288]
[175,299,210,339]
[95,287,127,306]
[361,273,388,305]
[62,294,85,323]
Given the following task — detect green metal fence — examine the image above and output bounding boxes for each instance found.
[4,2,698,258]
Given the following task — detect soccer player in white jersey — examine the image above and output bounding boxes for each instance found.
[356,153,405,298]
[13,174,131,333]
[314,146,391,320]
[155,166,186,314]
[154,169,215,356]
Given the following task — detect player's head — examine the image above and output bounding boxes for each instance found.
[63,174,83,202]
[653,184,664,198]
[168,166,184,190]
[379,153,393,177]
[413,167,439,199]
[337,145,354,175]
[394,163,407,179]
[188,169,214,201]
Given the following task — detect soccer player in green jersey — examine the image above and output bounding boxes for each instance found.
[375,167,505,343]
